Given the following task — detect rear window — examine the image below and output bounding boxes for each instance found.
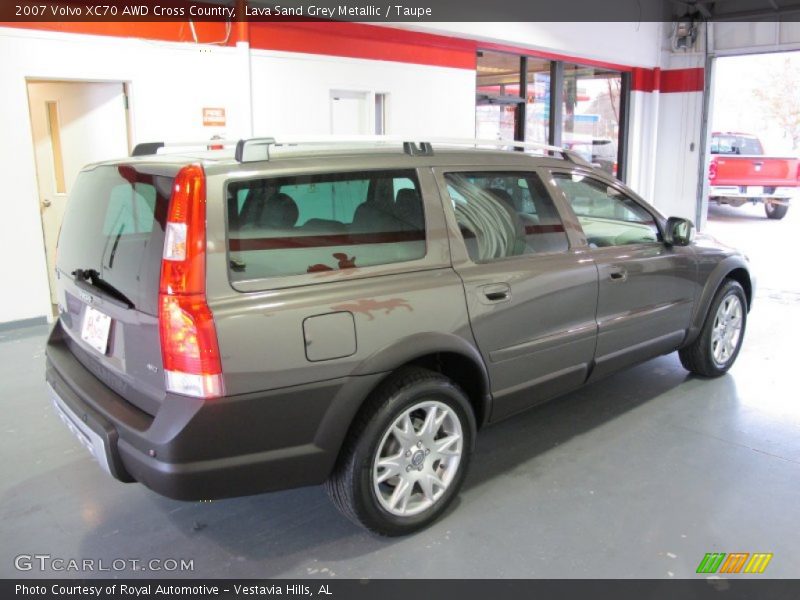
[711,135,763,155]
[226,170,426,280]
[57,165,172,315]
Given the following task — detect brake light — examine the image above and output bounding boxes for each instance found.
[158,164,223,398]
[709,160,718,182]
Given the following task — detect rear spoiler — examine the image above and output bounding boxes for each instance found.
[131,142,165,157]
[130,139,233,157]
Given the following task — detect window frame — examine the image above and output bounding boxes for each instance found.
[544,168,667,249]
[220,167,443,293]
[475,50,631,182]
[432,165,578,266]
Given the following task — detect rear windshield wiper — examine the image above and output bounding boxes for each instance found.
[72,268,135,309]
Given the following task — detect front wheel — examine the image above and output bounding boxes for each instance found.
[325,367,475,536]
[679,279,747,377]
[765,201,789,220]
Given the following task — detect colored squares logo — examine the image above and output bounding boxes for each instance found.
[696,552,773,574]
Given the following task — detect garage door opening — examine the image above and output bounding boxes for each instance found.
[703,51,800,294]
[704,52,800,223]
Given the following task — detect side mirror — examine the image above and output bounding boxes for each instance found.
[665,216,695,247]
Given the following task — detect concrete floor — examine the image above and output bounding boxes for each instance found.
[1,202,798,579]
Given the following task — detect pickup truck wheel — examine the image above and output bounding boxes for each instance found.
[765,202,789,220]
[325,367,475,536]
[679,279,747,377]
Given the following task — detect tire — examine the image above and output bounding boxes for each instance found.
[325,366,475,536]
[765,202,789,220]
[679,279,747,377]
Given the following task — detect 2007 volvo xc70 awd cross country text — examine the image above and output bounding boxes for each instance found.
[46,138,752,535]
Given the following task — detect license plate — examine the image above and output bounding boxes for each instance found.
[746,186,764,196]
[81,306,112,354]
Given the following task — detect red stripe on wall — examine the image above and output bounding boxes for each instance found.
[248,22,476,69]
[631,67,659,92]
[1,20,477,69]
[630,67,703,94]
[660,67,704,93]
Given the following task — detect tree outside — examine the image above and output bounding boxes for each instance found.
[714,51,800,155]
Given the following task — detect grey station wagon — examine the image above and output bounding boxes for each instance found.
[46,137,752,535]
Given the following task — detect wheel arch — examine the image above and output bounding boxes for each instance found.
[682,257,752,347]
[350,331,492,430]
[726,267,752,311]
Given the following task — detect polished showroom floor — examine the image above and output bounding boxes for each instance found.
[2,203,798,579]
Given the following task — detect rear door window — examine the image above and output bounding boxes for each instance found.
[443,171,569,262]
[226,169,426,280]
[711,135,764,155]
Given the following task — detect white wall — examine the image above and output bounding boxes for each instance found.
[649,25,707,223]
[0,27,477,325]
[651,82,706,221]
[0,27,251,324]
[250,49,476,138]
[626,89,659,200]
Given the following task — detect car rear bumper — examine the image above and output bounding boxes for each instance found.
[45,321,384,500]
[709,185,796,202]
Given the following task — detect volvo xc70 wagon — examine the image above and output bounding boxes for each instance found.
[46,137,752,535]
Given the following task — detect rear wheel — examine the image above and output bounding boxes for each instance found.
[679,279,747,377]
[765,202,789,220]
[325,367,475,536]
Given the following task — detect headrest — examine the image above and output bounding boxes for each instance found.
[263,192,299,228]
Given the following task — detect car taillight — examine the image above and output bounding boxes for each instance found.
[158,164,223,398]
[709,160,718,182]
[612,162,618,177]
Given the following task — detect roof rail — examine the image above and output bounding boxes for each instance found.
[233,135,428,162]
[230,135,590,166]
[132,136,591,167]
[427,138,592,166]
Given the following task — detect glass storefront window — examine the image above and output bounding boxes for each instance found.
[475,50,628,181]
[475,105,517,140]
[561,65,623,178]
[524,58,551,145]
[476,51,522,141]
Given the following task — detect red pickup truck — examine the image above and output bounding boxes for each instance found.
[708,132,800,220]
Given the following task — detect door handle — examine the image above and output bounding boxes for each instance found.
[609,268,627,282]
[479,283,511,304]
[42,198,52,208]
